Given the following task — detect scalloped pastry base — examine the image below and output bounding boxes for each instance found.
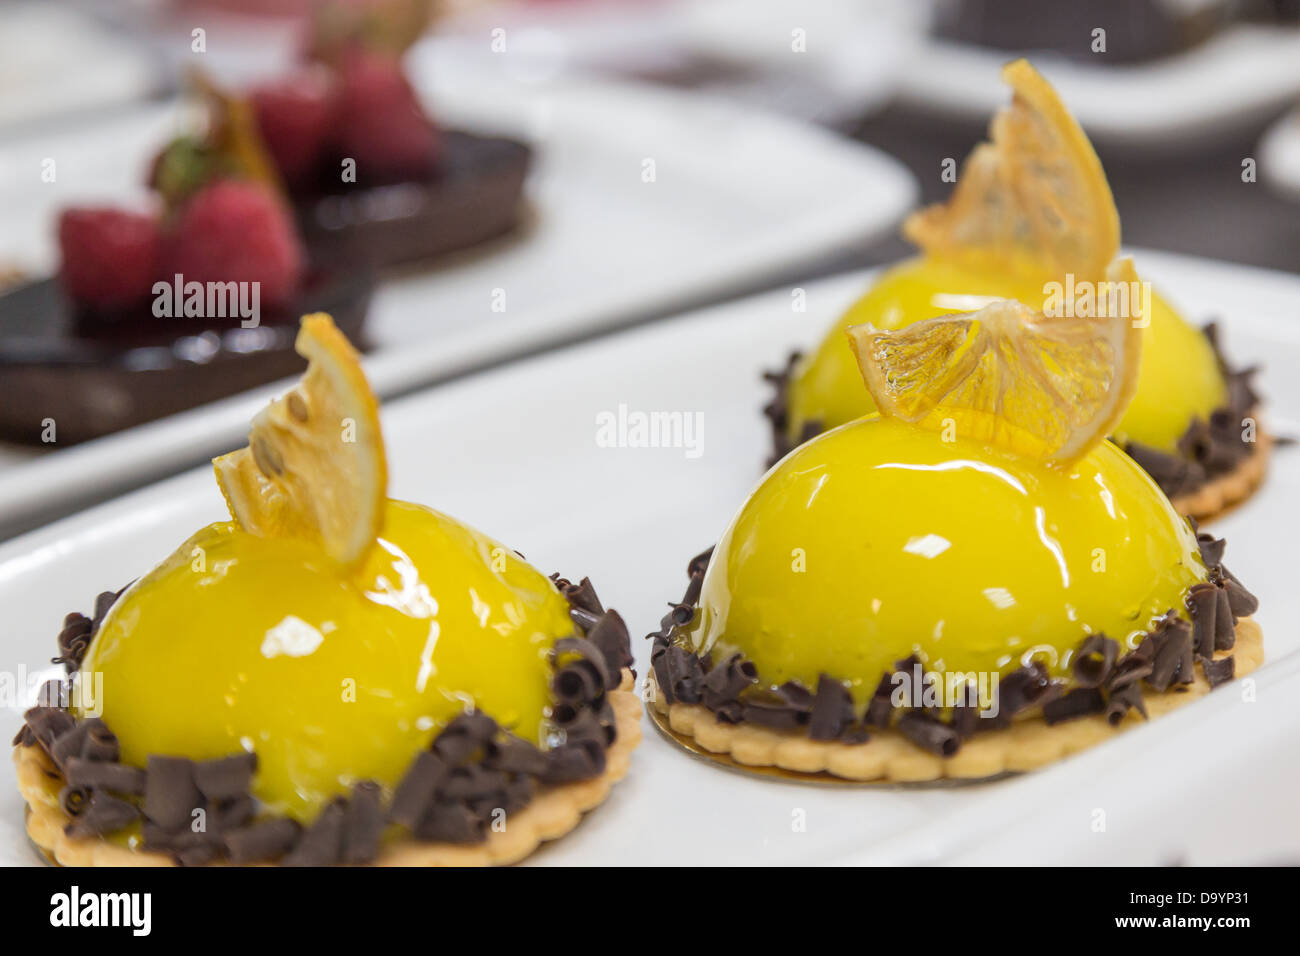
[648,620,1261,784]
[16,671,641,867]
[1170,431,1272,522]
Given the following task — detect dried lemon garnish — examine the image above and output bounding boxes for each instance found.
[214,313,386,567]
[847,258,1144,466]
[903,59,1120,285]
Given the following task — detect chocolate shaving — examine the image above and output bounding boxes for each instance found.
[143,757,203,832]
[897,712,959,757]
[762,324,1270,500]
[63,793,139,838]
[224,819,302,864]
[1072,634,1119,688]
[1043,688,1107,725]
[1187,583,1220,657]
[1106,683,1148,725]
[808,675,855,741]
[1222,577,1259,618]
[1199,655,1235,689]
[282,799,346,866]
[949,680,981,739]
[64,756,146,795]
[342,781,384,864]
[194,753,257,802]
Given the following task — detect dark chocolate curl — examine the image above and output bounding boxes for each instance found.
[1187,583,1220,658]
[432,712,498,765]
[389,751,448,828]
[1145,623,1191,692]
[1072,634,1119,688]
[741,691,807,731]
[194,753,258,802]
[996,662,1054,717]
[79,719,120,762]
[143,756,203,831]
[1106,683,1148,726]
[224,819,302,864]
[1200,655,1235,689]
[1043,688,1106,725]
[949,681,981,739]
[864,672,895,728]
[1196,533,1226,569]
[63,792,140,838]
[64,756,146,795]
[282,799,346,866]
[484,734,551,776]
[1223,577,1259,618]
[541,740,605,784]
[1213,586,1236,650]
[59,785,91,817]
[342,781,384,864]
[24,707,75,749]
[415,802,484,844]
[808,675,854,741]
[214,795,256,832]
[586,609,634,678]
[48,721,94,769]
[559,577,604,615]
[552,636,612,693]
[897,712,959,756]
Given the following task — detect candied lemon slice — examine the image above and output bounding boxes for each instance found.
[903,59,1120,284]
[846,258,1144,466]
[214,313,387,567]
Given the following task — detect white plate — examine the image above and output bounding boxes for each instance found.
[0,4,162,132]
[1,248,1296,865]
[438,0,929,123]
[898,25,1300,147]
[1260,105,1300,200]
[0,48,916,536]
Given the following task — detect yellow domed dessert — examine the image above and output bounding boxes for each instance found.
[770,60,1269,521]
[15,315,640,866]
[653,285,1261,782]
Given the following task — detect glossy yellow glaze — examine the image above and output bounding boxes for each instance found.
[686,416,1206,701]
[77,501,573,821]
[787,257,1227,453]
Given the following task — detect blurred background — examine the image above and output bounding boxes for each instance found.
[4,0,1299,274]
[2,0,1300,532]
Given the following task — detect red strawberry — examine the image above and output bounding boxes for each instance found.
[336,50,438,182]
[58,207,162,310]
[251,68,339,191]
[164,179,305,309]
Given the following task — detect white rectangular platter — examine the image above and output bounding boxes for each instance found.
[0,47,915,536]
[898,25,1300,147]
[1,248,1296,865]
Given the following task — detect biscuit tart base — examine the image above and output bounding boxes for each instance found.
[17,672,641,867]
[648,621,1261,784]
[1170,432,1272,522]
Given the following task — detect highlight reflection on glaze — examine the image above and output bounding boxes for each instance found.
[78,500,573,821]
[785,256,1227,453]
[686,417,1206,702]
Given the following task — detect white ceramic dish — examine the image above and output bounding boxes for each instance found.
[0,51,915,536]
[1260,106,1300,200]
[897,25,1300,147]
[1,249,1296,865]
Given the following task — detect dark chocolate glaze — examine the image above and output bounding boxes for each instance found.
[0,269,372,445]
[295,130,531,271]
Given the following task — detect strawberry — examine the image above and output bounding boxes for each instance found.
[251,67,339,191]
[335,50,438,183]
[58,207,162,310]
[164,179,305,309]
